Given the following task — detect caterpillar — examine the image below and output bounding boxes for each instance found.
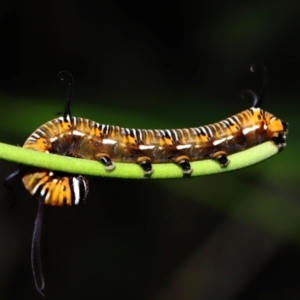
[21,66,287,207]
[4,65,288,294]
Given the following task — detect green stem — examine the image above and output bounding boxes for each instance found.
[0,141,279,179]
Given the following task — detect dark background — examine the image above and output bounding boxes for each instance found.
[0,1,299,299]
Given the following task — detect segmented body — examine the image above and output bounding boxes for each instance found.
[7,67,287,296]
[22,107,287,206]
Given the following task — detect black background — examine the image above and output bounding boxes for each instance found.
[0,1,299,299]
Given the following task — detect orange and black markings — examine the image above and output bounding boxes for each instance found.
[21,107,287,206]
[4,67,288,296]
[19,67,288,206]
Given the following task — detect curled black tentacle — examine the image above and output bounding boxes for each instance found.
[240,89,259,108]
[250,63,268,108]
[58,71,74,120]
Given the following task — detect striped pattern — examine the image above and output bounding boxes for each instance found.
[21,107,287,206]
[22,168,89,206]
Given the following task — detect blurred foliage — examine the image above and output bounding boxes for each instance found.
[0,1,299,299]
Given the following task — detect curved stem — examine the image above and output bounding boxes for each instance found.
[0,141,279,179]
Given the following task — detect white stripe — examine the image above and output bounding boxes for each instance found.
[160,130,165,137]
[200,126,207,135]
[243,125,259,135]
[36,129,44,136]
[40,188,46,197]
[227,117,235,125]
[213,138,226,146]
[72,178,81,205]
[221,121,229,128]
[194,128,201,135]
[32,133,40,139]
[232,116,240,124]
[45,192,50,201]
[176,144,192,150]
[31,182,42,195]
[102,139,117,145]
[205,126,213,137]
[131,129,136,136]
[73,130,85,136]
[172,129,179,141]
[137,129,142,140]
[139,145,156,150]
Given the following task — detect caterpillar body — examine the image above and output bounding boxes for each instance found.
[20,67,288,207]
[5,65,288,295]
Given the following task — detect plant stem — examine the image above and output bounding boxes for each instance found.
[0,141,279,179]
